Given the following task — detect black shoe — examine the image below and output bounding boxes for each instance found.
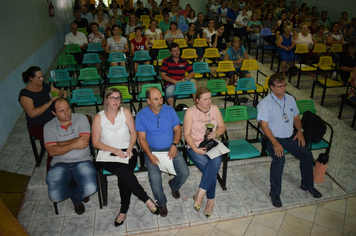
[147,198,160,215]
[269,192,282,208]
[159,205,168,217]
[114,212,126,227]
[83,197,90,203]
[74,203,85,215]
[168,180,180,199]
[300,186,322,198]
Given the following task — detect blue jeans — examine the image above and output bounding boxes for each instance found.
[46,160,97,205]
[187,148,222,199]
[266,134,314,195]
[144,148,189,206]
[250,33,260,47]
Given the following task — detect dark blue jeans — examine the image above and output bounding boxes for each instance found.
[266,134,314,195]
[46,160,97,205]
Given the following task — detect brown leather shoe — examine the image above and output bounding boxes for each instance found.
[74,203,85,215]
[168,180,180,199]
[83,197,90,203]
[159,205,168,217]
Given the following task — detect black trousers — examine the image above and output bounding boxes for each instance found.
[98,149,150,213]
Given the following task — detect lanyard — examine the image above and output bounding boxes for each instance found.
[271,95,286,115]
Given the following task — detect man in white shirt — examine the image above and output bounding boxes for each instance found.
[65,23,88,49]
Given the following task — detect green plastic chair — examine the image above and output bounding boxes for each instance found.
[68,88,102,113]
[48,69,75,92]
[78,67,104,93]
[107,66,130,86]
[78,27,88,35]
[154,49,171,71]
[223,106,260,159]
[65,44,81,54]
[137,83,165,111]
[207,79,228,109]
[296,100,317,114]
[98,27,105,34]
[57,54,81,72]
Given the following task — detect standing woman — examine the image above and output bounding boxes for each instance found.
[277,25,296,78]
[105,25,129,66]
[183,87,225,218]
[164,21,184,45]
[19,66,67,142]
[92,88,159,227]
[203,19,217,46]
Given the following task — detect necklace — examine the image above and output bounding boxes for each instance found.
[195,105,210,113]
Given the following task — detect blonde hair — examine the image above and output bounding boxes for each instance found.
[104,88,123,111]
[195,87,211,104]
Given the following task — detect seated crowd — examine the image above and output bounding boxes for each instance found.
[19,0,356,229]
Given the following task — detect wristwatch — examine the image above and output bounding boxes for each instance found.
[298,128,304,133]
[172,142,179,147]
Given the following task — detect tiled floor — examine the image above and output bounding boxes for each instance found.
[2,47,356,235]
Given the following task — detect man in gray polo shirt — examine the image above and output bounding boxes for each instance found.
[44,98,97,215]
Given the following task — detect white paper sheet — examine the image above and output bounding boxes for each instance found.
[206,140,231,159]
[152,152,177,175]
[96,150,129,164]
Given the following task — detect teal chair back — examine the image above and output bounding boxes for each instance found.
[193,62,211,74]
[108,66,129,79]
[78,67,101,80]
[235,78,257,92]
[133,50,151,61]
[82,53,101,64]
[108,52,126,62]
[136,65,157,77]
[87,43,103,52]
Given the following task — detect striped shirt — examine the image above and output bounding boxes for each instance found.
[161,56,193,86]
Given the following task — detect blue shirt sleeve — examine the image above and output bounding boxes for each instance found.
[257,98,270,122]
[135,110,147,132]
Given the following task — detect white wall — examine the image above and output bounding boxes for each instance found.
[0,0,74,150]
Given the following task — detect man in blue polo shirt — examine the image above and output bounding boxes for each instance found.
[161,42,196,107]
[44,98,97,215]
[257,73,322,208]
[136,87,189,217]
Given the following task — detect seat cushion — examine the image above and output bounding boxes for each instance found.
[228,139,260,160]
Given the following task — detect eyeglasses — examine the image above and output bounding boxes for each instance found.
[108,96,121,101]
[273,84,287,88]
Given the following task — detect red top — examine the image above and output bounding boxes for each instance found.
[131,37,147,51]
